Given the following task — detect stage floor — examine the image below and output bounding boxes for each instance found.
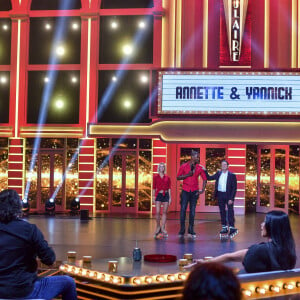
[25,212,300,272]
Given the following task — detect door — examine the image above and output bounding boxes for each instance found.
[38,150,65,212]
[257,146,289,213]
[176,145,226,213]
[110,152,136,213]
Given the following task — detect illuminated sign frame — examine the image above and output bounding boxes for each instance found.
[157,71,300,117]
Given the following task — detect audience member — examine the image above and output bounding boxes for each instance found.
[186,210,296,273]
[182,262,241,300]
[0,189,77,299]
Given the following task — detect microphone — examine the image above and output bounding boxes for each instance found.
[191,163,195,172]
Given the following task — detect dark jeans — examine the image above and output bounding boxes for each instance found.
[25,275,77,300]
[179,190,199,234]
[217,192,235,227]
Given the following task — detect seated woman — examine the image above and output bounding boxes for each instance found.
[186,210,296,273]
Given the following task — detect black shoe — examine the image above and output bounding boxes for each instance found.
[220,227,228,234]
[178,229,185,237]
[188,232,196,238]
[229,228,238,238]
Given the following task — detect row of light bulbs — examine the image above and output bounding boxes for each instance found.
[60,263,188,285]
[110,20,147,30]
[242,281,300,297]
[45,22,79,31]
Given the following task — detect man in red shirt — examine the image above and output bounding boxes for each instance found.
[177,150,207,238]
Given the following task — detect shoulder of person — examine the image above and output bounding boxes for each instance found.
[248,242,269,254]
[198,164,206,170]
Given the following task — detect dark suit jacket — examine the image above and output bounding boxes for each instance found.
[205,170,237,201]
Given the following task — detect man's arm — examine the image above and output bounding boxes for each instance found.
[204,170,219,181]
[32,225,56,266]
[177,164,193,180]
[199,180,207,194]
[177,172,193,180]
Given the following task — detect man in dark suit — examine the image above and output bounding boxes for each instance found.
[205,160,238,237]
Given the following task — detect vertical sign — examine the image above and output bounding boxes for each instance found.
[220,0,251,65]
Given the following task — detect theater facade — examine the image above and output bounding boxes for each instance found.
[0,0,300,215]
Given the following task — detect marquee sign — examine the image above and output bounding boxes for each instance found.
[157,71,300,117]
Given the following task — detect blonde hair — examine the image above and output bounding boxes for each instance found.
[157,162,166,173]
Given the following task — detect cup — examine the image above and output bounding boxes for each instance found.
[108,260,118,273]
[183,253,193,263]
[67,251,77,264]
[133,248,142,261]
[82,256,92,269]
[179,258,188,271]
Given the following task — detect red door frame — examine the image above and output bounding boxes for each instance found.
[257,145,289,213]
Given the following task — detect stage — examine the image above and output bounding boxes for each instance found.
[26,212,300,271]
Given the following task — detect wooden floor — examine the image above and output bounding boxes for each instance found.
[25,212,300,272]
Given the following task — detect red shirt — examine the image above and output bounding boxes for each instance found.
[177,162,207,192]
[153,174,171,197]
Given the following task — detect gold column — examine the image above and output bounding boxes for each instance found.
[298,0,300,68]
[162,0,175,67]
[175,0,182,68]
[292,0,297,68]
[203,0,208,68]
[264,0,270,68]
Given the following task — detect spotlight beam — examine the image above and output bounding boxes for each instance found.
[36,8,154,204]
[24,0,76,201]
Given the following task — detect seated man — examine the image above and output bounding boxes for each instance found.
[0,189,77,299]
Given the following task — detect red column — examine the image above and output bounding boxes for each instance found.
[227,144,246,215]
[181,0,196,67]
[78,138,95,212]
[153,6,163,68]
[251,0,266,69]
[269,0,292,68]
[152,138,167,214]
[9,13,29,135]
[207,0,221,68]
[8,138,24,198]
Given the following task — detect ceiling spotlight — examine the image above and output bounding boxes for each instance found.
[0,76,7,84]
[71,76,78,83]
[55,99,64,109]
[123,100,132,109]
[56,46,65,57]
[72,22,79,30]
[140,75,148,83]
[112,76,117,82]
[44,77,49,83]
[138,21,146,29]
[45,23,51,30]
[122,44,133,56]
[111,21,118,29]
[2,24,9,31]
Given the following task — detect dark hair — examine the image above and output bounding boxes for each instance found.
[182,262,241,300]
[0,189,22,223]
[221,159,229,166]
[191,150,199,157]
[264,210,296,270]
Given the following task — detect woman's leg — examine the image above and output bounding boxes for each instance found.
[155,200,161,234]
[161,201,169,234]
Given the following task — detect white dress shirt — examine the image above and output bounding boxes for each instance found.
[218,171,228,192]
